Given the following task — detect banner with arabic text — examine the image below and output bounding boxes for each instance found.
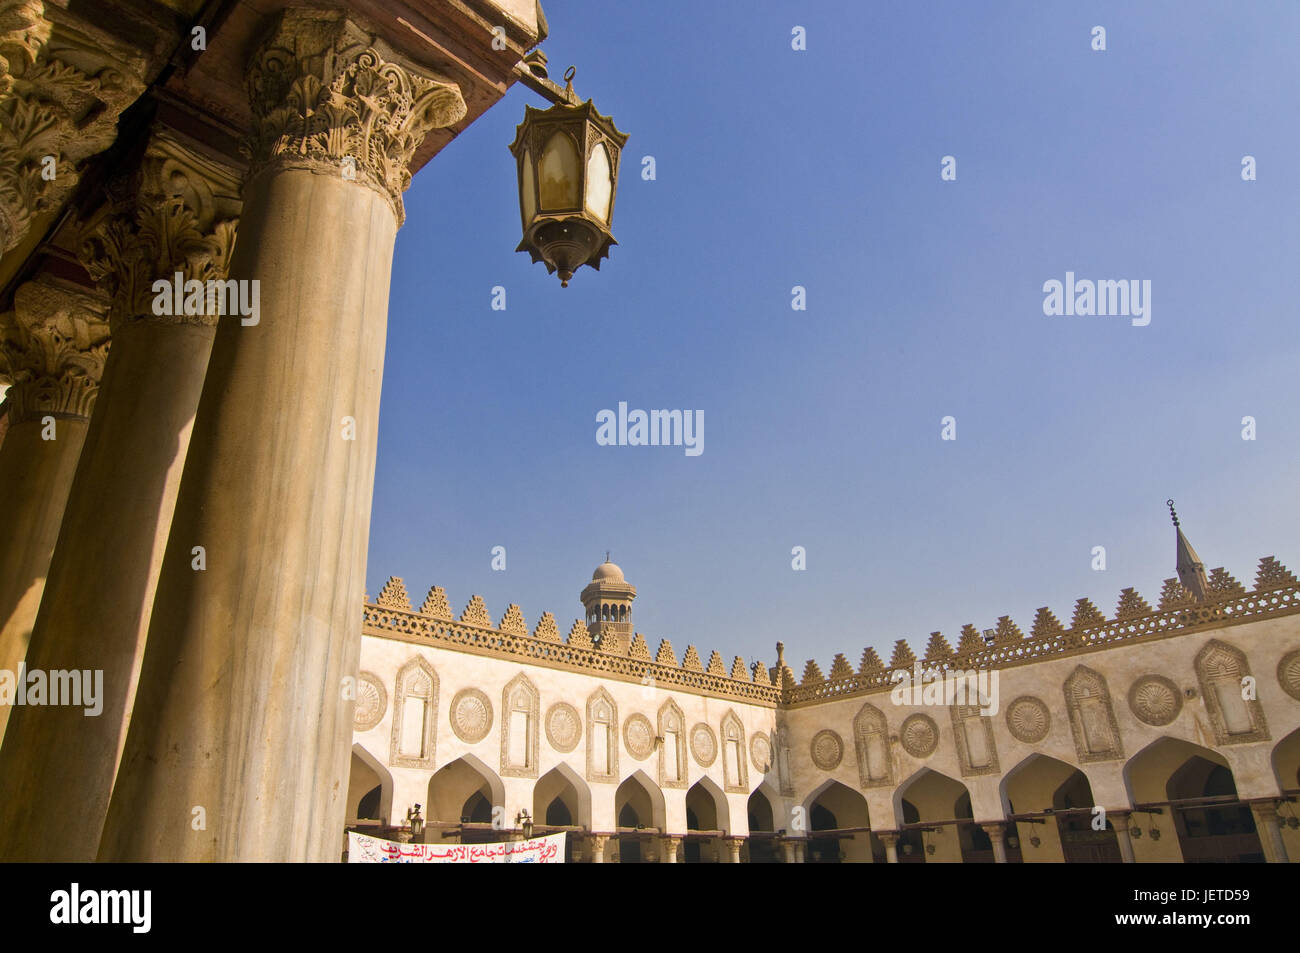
[347,830,566,863]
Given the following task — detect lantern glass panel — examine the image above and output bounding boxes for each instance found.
[520,149,536,228]
[538,131,581,210]
[584,142,613,223]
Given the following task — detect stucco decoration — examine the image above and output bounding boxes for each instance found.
[720,710,748,793]
[949,705,999,776]
[810,729,844,771]
[1194,639,1269,745]
[853,702,892,788]
[624,713,654,761]
[1127,675,1183,727]
[1005,696,1050,744]
[1063,665,1124,763]
[499,673,539,779]
[750,731,773,774]
[449,687,492,743]
[586,688,619,782]
[657,699,687,788]
[690,722,717,767]
[352,671,387,731]
[389,656,438,768]
[1279,649,1300,702]
[545,702,581,753]
[900,713,939,758]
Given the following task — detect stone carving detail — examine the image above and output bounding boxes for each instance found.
[77,130,242,330]
[853,702,892,787]
[1063,665,1124,762]
[657,699,687,788]
[690,722,717,767]
[545,702,581,753]
[352,671,387,731]
[623,713,654,761]
[449,687,492,743]
[900,713,939,758]
[720,710,748,793]
[775,722,794,796]
[1005,695,1051,744]
[1194,639,1269,745]
[0,275,109,421]
[1279,649,1300,702]
[585,688,618,782]
[499,673,539,779]
[389,656,437,768]
[244,9,467,226]
[949,705,999,776]
[0,6,147,253]
[1127,675,1183,727]
[810,729,844,770]
[750,731,773,774]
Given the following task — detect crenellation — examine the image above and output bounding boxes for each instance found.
[681,645,703,672]
[922,632,953,661]
[533,611,560,642]
[498,603,527,635]
[629,632,652,660]
[731,655,750,680]
[460,594,492,627]
[801,659,824,685]
[993,615,1024,644]
[1071,597,1106,629]
[1207,566,1247,598]
[1256,555,1297,590]
[655,639,677,666]
[1030,607,1066,640]
[859,646,884,673]
[1158,578,1195,610]
[567,619,593,649]
[706,650,727,676]
[419,585,453,619]
[1115,587,1152,620]
[828,652,855,678]
[889,639,916,669]
[375,577,412,611]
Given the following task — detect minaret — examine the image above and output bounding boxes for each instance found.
[1167,499,1209,603]
[581,555,636,653]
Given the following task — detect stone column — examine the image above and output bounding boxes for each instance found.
[659,835,681,863]
[725,836,744,863]
[794,839,807,863]
[0,128,241,862]
[0,276,109,738]
[96,8,466,863]
[879,831,900,863]
[1111,812,1136,863]
[981,822,1008,863]
[779,838,795,863]
[587,835,608,863]
[1249,802,1290,864]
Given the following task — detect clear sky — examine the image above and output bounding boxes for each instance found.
[368,1,1300,675]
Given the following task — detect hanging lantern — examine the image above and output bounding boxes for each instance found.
[509,67,628,287]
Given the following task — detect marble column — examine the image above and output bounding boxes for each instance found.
[780,839,796,863]
[96,8,466,862]
[1111,812,1136,863]
[0,129,241,862]
[588,835,608,863]
[0,276,109,739]
[879,831,900,863]
[1249,802,1290,864]
[725,836,744,863]
[659,835,682,863]
[982,822,1008,863]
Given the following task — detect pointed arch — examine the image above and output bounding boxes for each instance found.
[347,743,393,825]
[1063,664,1123,763]
[657,698,687,789]
[1195,638,1269,744]
[615,768,667,830]
[390,656,438,768]
[500,672,540,778]
[720,709,748,793]
[1271,726,1300,793]
[687,774,732,833]
[585,687,618,783]
[533,762,592,830]
[426,753,506,837]
[853,700,892,788]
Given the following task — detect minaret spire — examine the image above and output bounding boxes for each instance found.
[1167,499,1209,603]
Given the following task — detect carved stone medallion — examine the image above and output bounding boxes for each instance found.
[1005,696,1051,744]
[353,671,387,731]
[450,687,493,743]
[810,729,844,770]
[546,702,582,753]
[899,713,939,758]
[624,713,655,761]
[1128,675,1183,727]
[690,722,717,767]
[1279,649,1300,702]
[750,732,773,773]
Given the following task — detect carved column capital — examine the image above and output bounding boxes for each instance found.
[0,2,147,253]
[0,274,109,421]
[243,8,466,226]
[76,130,242,330]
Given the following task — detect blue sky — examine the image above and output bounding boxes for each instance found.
[369,1,1300,674]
